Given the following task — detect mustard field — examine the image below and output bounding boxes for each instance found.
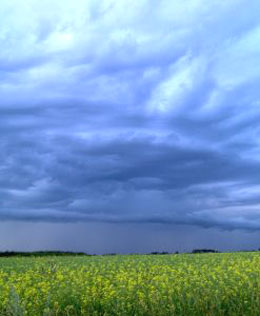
[0,252,260,315]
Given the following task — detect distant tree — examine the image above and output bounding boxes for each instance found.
[0,251,88,257]
[102,253,117,256]
[192,249,219,254]
[149,251,169,255]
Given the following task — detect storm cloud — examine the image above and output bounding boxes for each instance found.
[1,0,260,249]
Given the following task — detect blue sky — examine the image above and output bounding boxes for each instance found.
[1,0,260,253]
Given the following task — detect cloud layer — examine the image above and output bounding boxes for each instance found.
[1,0,260,232]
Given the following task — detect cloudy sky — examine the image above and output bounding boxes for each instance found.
[1,0,260,253]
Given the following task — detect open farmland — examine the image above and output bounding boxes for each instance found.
[0,252,260,315]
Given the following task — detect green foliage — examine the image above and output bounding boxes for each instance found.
[0,252,260,315]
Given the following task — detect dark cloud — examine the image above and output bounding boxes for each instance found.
[1,0,260,251]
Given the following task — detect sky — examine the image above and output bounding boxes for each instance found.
[1,0,260,254]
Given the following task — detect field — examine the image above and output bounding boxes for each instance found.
[0,252,260,315]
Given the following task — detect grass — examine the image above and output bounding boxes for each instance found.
[0,252,260,315]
